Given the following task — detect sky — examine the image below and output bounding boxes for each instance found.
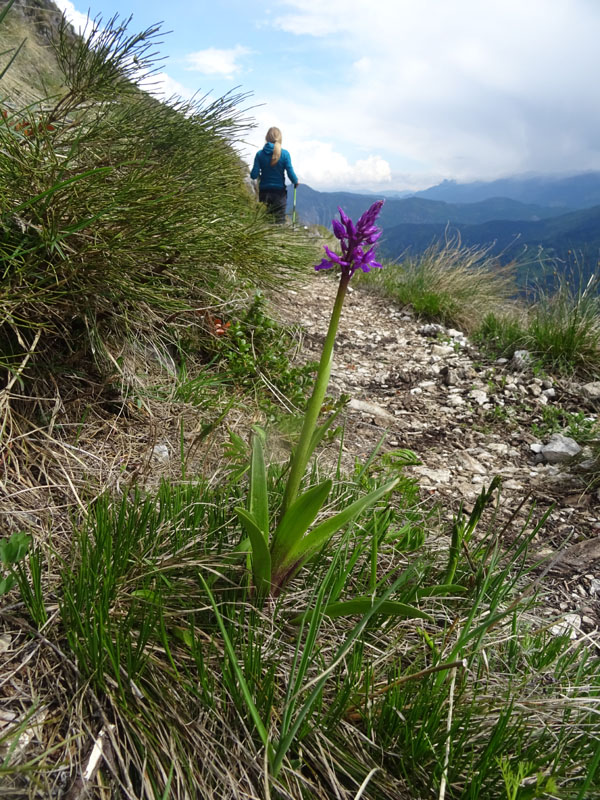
[53,0,600,193]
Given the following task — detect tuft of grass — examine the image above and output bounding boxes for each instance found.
[526,272,600,376]
[3,461,600,798]
[0,7,319,528]
[478,270,600,378]
[358,237,516,333]
[476,311,529,358]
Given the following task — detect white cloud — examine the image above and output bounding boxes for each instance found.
[45,0,600,189]
[139,72,196,102]
[184,46,250,79]
[52,0,91,35]
[269,0,600,181]
[292,142,391,189]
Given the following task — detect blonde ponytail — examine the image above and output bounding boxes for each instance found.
[266,126,282,166]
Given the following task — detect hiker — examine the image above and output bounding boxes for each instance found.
[250,127,298,223]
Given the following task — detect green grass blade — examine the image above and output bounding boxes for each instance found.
[283,477,400,568]
[270,479,332,569]
[249,429,269,536]
[0,0,16,27]
[576,733,600,800]
[10,167,114,214]
[198,575,271,754]
[235,508,271,595]
[416,584,467,599]
[355,433,388,482]
[293,598,433,624]
[0,39,24,81]
[307,406,345,459]
[272,572,406,777]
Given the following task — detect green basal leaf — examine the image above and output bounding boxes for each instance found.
[283,476,400,569]
[231,537,251,555]
[171,626,194,649]
[270,479,332,570]
[416,584,467,599]
[235,507,271,595]
[0,531,31,566]
[131,589,161,602]
[249,429,269,536]
[292,597,432,624]
[0,575,16,596]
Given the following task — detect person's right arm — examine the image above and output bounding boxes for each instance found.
[250,153,261,180]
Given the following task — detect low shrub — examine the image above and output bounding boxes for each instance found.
[208,292,317,413]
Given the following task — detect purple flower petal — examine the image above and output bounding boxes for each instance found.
[357,200,384,231]
[331,219,346,240]
[314,200,385,278]
[315,259,333,271]
[323,245,344,264]
[338,207,351,226]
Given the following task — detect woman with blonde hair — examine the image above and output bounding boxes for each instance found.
[250,127,299,223]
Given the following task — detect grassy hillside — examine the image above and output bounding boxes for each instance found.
[2,4,600,800]
[1,1,318,398]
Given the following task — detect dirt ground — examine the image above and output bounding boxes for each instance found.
[274,273,600,644]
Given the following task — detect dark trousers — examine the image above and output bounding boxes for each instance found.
[259,188,287,223]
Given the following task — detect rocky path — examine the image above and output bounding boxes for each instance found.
[276,273,600,640]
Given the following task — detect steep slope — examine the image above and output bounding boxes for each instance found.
[0,0,67,102]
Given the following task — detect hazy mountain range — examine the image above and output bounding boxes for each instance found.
[289,173,600,282]
[412,173,600,209]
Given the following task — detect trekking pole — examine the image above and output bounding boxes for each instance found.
[292,185,297,227]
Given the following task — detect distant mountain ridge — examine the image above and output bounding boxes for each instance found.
[380,205,600,264]
[289,176,600,287]
[289,184,567,229]
[412,172,600,210]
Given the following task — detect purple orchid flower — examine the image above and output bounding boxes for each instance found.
[315,199,384,278]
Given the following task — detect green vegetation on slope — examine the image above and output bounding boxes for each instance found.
[1,5,600,800]
[0,6,317,397]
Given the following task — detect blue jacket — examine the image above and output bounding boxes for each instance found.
[250,142,298,190]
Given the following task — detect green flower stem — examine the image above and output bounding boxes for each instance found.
[281,273,350,516]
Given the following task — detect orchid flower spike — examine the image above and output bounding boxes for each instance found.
[315,199,384,278]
